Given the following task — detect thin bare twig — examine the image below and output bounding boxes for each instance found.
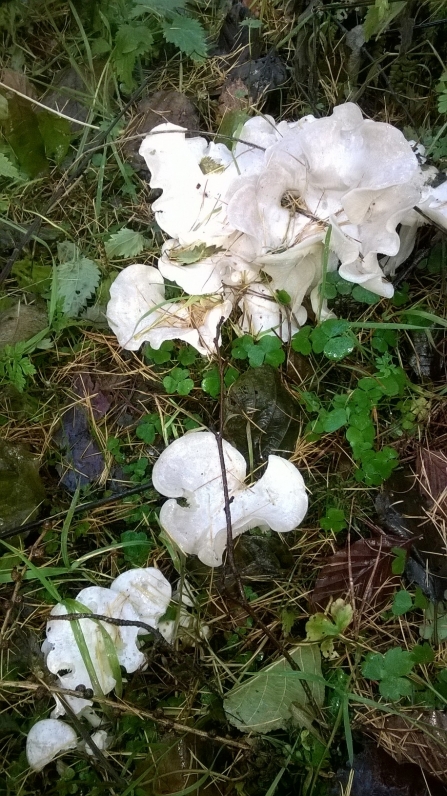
[212,317,326,727]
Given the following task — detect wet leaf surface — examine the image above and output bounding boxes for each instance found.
[0,440,46,532]
[55,403,105,492]
[376,467,447,600]
[360,711,447,785]
[224,644,324,733]
[310,535,412,610]
[224,365,299,466]
[332,743,447,796]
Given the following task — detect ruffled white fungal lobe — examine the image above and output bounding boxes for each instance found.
[106,263,232,355]
[43,568,172,718]
[152,431,308,567]
[26,719,77,772]
[139,123,237,246]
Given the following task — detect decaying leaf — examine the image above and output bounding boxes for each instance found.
[0,301,47,348]
[55,403,105,492]
[0,440,46,533]
[224,364,299,466]
[223,645,324,733]
[358,709,447,785]
[333,743,446,796]
[311,535,412,610]
[417,448,447,515]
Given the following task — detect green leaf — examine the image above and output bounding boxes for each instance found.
[291,327,312,355]
[113,24,154,88]
[171,242,218,264]
[391,547,407,575]
[144,340,174,364]
[392,589,413,616]
[0,151,22,180]
[323,336,355,360]
[105,228,149,259]
[320,507,346,533]
[201,367,220,398]
[135,418,157,444]
[410,643,434,665]
[265,349,285,367]
[4,97,48,178]
[176,377,194,395]
[322,408,348,433]
[161,14,207,61]
[178,345,197,366]
[247,344,265,368]
[231,335,253,360]
[223,645,324,733]
[275,289,291,305]
[379,676,412,700]
[306,599,353,642]
[120,530,152,567]
[351,285,380,305]
[130,0,187,16]
[320,319,350,338]
[37,111,71,165]
[57,242,100,318]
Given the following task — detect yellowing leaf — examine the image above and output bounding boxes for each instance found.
[223,645,324,733]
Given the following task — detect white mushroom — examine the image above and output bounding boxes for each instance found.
[43,568,172,718]
[106,263,232,355]
[152,430,308,567]
[26,719,77,772]
[139,124,237,246]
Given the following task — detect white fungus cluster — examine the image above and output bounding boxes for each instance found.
[106,102,447,354]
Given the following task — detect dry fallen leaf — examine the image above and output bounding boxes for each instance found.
[417,448,447,515]
[310,535,412,610]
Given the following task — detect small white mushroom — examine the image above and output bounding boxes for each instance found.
[26,718,77,772]
[43,568,172,718]
[152,431,308,567]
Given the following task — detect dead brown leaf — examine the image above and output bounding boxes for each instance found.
[310,535,412,610]
[417,448,447,515]
[358,709,447,784]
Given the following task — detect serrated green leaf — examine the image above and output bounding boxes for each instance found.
[379,676,412,700]
[130,0,186,16]
[161,14,207,61]
[411,643,434,665]
[223,645,324,733]
[113,24,154,88]
[57,242,100,318]
[105,228,148,259]
[0,151,22,180]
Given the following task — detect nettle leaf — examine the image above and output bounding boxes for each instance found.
[130,0,187,17]
[57,242,100,318]
[105,228,149,259]
[113,24,154,88]
[161,14,207,61]
[223,645,324,733]
[0,152,23,180]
